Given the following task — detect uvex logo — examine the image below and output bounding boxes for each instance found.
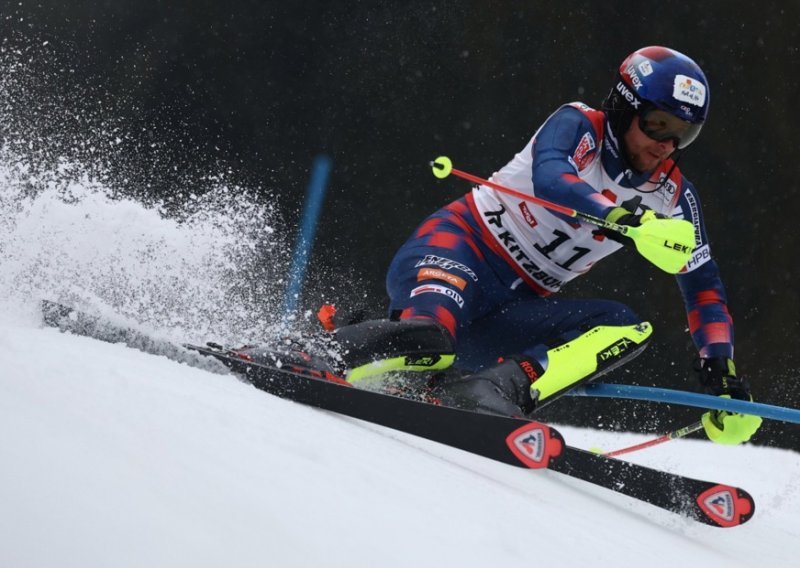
[616,81,641,109]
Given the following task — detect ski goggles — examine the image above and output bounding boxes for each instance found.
[638,107,703,150]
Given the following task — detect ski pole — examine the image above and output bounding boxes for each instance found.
[429,156,695,274]
[600,421,705,458]
[431,156,576,216]
[570,383,800,424]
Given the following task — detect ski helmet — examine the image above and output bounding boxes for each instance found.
[602,46,710,150]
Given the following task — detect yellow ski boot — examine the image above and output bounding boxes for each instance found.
[529,322,654,408]
[431,322,653,416]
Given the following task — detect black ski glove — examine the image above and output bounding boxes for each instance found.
[694,357,751,400]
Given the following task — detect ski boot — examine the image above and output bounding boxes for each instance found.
[223,312,457,389]
[432,322,654,416]
[334,317,456,385]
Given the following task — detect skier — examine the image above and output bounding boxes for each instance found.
[329,46,760,445]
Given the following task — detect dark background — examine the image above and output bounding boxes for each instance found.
[4,1,799,447]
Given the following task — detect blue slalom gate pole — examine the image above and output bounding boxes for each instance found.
[569,383,800,425]
[282,154,332,320]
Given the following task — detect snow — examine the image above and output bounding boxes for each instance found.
[1,313,799,568]
[0,73,797,566]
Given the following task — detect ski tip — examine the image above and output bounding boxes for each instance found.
[505,422,565,469]
[696,484,755,527]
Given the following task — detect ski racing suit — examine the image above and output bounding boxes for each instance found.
[386,102,733,376]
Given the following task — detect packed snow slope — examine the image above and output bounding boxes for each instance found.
[1,309,799,568]
[2,40,797,568]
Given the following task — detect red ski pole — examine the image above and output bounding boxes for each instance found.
[431,156,577,217]
[429,155,696,275]
[601,421,705,458]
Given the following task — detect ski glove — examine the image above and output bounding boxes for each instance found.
[695,357,762,445]
[605,205,662,227]
[602,198,666,245]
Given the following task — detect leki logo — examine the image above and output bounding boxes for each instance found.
[599,338,634,361]
[662,240,691,254]
[404,355,442,367]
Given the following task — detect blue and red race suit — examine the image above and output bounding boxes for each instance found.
[386,102,733,371]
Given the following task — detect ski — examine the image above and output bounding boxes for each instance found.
[39,300,564,470]
[553,447,754,528]
[187,343,755,527]
[40,300,223,372]
[40,300,755,526]
[185,344,565,470]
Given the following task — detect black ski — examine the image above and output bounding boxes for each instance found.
[187,343,755,527]
[39,300,563,470]
[185,344,565,470]
[40,300,755,526]
[554,447,754,528]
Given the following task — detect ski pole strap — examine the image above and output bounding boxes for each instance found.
[570,383,800,425]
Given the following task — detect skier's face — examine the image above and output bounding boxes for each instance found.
[623,116,676,173]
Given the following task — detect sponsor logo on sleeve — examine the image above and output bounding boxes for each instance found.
[410,283,465,308]
[684,243,711,272]
[573,131,596,170]
[673,74,706,107]
[683,188,703,246]
[414,255,479,281]
[417,268,468,290]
